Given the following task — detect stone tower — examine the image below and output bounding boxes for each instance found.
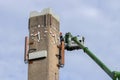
[27,8,60,80]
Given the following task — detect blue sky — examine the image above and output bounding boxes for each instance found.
[0,0,120,80]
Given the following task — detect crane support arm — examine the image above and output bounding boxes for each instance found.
[63,32,120,80]
[71,36,120,80]
[72,36,114,79]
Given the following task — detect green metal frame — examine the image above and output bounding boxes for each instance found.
[65,32,120,80]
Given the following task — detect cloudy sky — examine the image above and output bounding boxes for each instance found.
[0,0,120,80]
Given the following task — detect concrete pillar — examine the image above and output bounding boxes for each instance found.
[28,8,60,80]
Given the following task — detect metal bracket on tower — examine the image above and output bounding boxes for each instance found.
[57,32,65,68]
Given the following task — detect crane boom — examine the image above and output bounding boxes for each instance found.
[63,32,120,80]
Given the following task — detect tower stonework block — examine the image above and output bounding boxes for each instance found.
[28,8,60,80]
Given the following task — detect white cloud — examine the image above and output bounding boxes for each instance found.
[106,0,120,11]
[0,0,120,80]
[79,6,102,19]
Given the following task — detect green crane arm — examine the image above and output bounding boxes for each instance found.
[64,32,120,80]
